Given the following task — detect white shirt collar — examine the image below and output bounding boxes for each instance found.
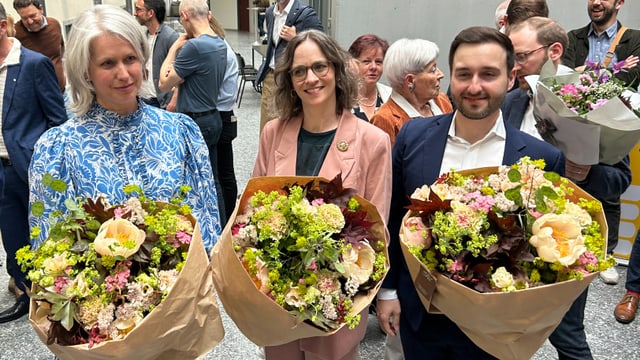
[2,38,22,69]
[274,0,295,16]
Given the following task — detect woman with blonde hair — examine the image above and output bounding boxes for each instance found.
[29,4,222,250]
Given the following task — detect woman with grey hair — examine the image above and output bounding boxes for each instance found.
[370,38,452,144]
[28,4,222,251]
[253,29,392,360]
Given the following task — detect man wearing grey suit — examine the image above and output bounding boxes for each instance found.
[255,0,323,132]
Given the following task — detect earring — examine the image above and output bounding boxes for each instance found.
[408,83,415,92]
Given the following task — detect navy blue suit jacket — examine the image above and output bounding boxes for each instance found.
[501,88,530,131]
[2,46,66,184]
[382,113,565,347]
[256,0,323,85]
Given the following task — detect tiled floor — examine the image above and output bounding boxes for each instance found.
[1,30,639,360]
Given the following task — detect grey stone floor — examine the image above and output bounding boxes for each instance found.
[1,30,639,359]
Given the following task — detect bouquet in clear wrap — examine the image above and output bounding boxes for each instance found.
[17,179,224,360]
[533,60,640,165]
[399,157,613,360]
[211,175,389,346]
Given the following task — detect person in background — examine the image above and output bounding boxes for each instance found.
[369,38,452,145]
[495,0,510,31]
[13,0,65,92]
[614,231,640,324]
[503,16,632,359]
[209,15,239,221]
[28,5,221,254]
[563,0,640,90]
[563,0,640,286]
[133,0,179,109]
[348,34,391,121]
[158,0,228,226]
[376,26,564,360]
[253,29,391,360]
[254,0,270,41]
[255,0,323,132]
[503,0,548,31]
[0,1,66,324]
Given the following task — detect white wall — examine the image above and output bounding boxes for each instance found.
[332,0,640,89]
[211,0,238,30]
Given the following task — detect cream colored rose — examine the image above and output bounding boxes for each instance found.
[341,241,376,285]
[94,218,146,258]
[529,214,587,266]
[491,267,515,289]
[285,286,306,307]
[42,253,69,275]
[403,216,432,248]
[113,312,144,334]
[410,185,431,201]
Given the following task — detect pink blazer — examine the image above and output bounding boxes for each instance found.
[253,110,392,359]
[253,110,392,222]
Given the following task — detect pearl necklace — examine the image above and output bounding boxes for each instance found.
[358,90,378,107]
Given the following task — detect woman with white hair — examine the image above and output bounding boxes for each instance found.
[369,38,453,145]
[28,4,222,251]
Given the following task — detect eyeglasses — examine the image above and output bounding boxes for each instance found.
[289,61,331,82]
[514,45,550,65]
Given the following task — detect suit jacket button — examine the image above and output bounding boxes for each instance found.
[337,140,348,152]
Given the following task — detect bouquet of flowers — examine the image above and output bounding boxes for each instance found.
[18,178,223,359]
[534,60,640,165]
[211,175,388,346]
[400,157,612,359]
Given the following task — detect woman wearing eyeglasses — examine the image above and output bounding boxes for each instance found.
[252,29,392,360]
[369,38,453,145]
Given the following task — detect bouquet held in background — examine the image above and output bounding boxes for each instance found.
[534,60,640,165]
[211,175,389,346]
[400,157,612,360]
[18,177,223,360]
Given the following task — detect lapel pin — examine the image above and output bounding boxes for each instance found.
[337,140,349,152]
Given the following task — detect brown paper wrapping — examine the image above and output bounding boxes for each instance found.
[29,224,224,360]
[210,176,389,346]
[399,166,607,360]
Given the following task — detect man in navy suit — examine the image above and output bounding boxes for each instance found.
[376,26,565,359]
[255,0,322,132]
[0,2,66,323]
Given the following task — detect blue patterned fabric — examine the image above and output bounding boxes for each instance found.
[28,100,221,250]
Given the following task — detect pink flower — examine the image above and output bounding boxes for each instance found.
[54,276,71,294]
[176,230,191,245]
[231,223,246,236]
[105,261,131,293]
[464,191,496,212]
[306,260,318,272]
[403,216,432,248]
[311,198,325,206]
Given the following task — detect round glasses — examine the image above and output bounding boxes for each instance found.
[289,61,331,82]
[514,45,550,65]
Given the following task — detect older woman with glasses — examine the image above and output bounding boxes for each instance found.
[253,29,391,360]
[348,34,392,121]
[370,38,453,145]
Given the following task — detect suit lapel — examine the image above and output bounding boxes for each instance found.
[2,61,21,122]
[274,116,301,175]
[319,112,356,180]
[502,123,528,165]
[422,115,450,183]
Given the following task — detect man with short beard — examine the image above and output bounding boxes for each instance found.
[133,0,178,109]
[377,26,565,359]
[562,0,640,88]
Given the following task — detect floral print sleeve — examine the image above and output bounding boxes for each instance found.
[29,101,222,250]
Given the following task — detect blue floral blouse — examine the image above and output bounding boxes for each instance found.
[28,100,222,250]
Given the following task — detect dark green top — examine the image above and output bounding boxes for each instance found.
[296,127,337,176]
